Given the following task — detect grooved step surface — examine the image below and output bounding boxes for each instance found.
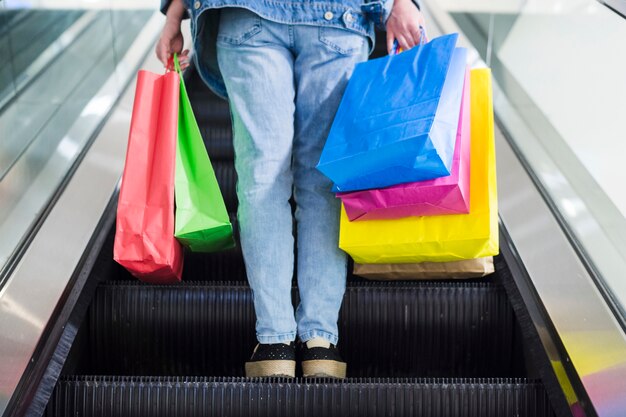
[213,160,238,213]
[47,376,554,417]
[87,282,520,377]
[184,63,233,162]
[184,246,246,280]
[190,99,230,122]
[200,123,234,160]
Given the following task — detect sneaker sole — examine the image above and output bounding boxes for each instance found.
[302,360,347,379]
[245,360,296,378]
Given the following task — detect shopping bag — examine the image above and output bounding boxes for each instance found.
[338,68,498,264]
[337,68,470,221]
[173,55,235,252]
[114,69,184,283]
[353,257,494,280]
[317,34,467,192]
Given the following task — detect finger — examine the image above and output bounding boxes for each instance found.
[386,30,395,54]
[396,35,412,52]
[410,26,423,45]
[402,27,418,49]
[161,44,174,69]
[174,49,189,60]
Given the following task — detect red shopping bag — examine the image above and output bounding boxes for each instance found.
[113,70,184,283]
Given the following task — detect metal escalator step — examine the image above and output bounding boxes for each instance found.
[213,160,238,213]
[87,282,520,377]
[184,246,246,280]
[200,123,234,160]
[184,65,231,123]
[191,99,231,123]
[47,376,554,417]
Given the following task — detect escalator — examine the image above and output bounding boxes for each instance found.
[41,56,560,416]
[4,3,625,417]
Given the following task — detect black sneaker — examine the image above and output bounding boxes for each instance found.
[244,342,296,378]
[299,342,347,379]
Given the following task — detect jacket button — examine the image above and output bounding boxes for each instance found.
[324,11,334,20]
[194,1,201,9]
[344,11,354,23]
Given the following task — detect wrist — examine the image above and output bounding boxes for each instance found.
[165,0,186,25]
[394,0,421,12]
[165,16,182,29]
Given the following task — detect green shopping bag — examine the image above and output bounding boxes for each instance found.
[173,55,235,252]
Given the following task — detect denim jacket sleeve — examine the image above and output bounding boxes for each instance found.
[160,0,190,19]
[361,0,421,30]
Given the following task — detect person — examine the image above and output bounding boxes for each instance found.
[156,0,426,379]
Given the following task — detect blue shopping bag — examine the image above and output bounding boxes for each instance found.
[317,34,467,192]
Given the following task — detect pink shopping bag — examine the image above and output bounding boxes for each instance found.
[113,70,184,283]
[337,68,470,221]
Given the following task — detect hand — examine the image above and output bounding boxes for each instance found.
[386,0,427,54]
[155,19,190,71]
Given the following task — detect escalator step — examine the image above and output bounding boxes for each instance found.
[191,99,231,123]
[47,376,554,417]
[213,160,238,213]
[184,65,231,123]
[87,282,520,377]
[201,123,234,160]
[184,246,246,281]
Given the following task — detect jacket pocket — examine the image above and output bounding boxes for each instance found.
[217,7,262,45]
[319,26,365,55]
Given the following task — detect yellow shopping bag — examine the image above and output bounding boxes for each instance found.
[339,68,498,264]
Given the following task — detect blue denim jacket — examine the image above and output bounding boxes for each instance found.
[160,0,419,98]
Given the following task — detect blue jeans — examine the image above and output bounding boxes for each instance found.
[216,8,368,345]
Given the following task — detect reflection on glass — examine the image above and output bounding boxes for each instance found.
[442,0,626,322]
[0,4,154,279]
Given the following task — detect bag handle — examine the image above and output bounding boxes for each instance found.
[173,52,182,75]
[165,53,183,74]
[391,26,428,55]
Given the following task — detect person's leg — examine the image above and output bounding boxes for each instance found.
[291,26,369,349]
[216,8,297,347]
